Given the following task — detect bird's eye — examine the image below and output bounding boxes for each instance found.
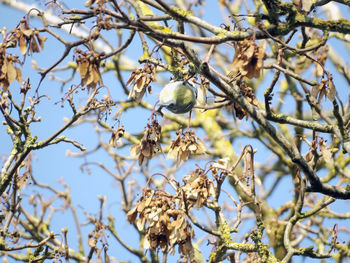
[167,103,175,110]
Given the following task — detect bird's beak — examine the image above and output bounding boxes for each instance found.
[156,106,164,117]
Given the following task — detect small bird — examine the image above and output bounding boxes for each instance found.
[158,80,197,114]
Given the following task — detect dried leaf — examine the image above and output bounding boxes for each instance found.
[126,206,138,223]
[130,120,162,165]
[37,35,47,49]
[182,168,215,209]
[227,39,266,79]
[130,144,140,157]
[21,28,33,38]
[319,138,332,162]
[75,49,103,89]
[127,189,193,259]
[30,36,40,53]
[15,67,22,83]
[127,65,156,103]
[327,78,336,102]
[310,85,319,100]
[7,62,17,84]
[19,36,27,55]
[85,64,94,86]
[166,129,206,165]
[305,151,313,162]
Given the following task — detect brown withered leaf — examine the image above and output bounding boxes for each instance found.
[311,76,336,103]
[15,67,22,83]
[227,39,266,79]
[130,120,162,165]
[7,60,17,84]
[305,150,314,163]
[0,54,23,91]
[127,189,194,260]
[239,80,258,106]
[36,34,47,49]
[319,138,332,162]
[232,102,248,120]
[10,19,47,55]
[311,77,327,102]
[127,64,156,103]
[75,49,103,89]
[29,35,40,53]
[78,59,89,80]
[225,80,255,120]
[20,21,33,38]
[167,129,206,165]
[19,36,27,55]
[182,168,215,209]
[126,206,138,224]
[168,211,194,259]
[327,77,336,102]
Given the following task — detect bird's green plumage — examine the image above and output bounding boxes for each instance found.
[174,84,196,107]
[159,81,197,114]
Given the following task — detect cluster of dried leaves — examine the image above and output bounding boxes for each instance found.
[0,52,22,91]
[239,80,258,106]
[167,129,206,164]
[127,63,156,103]
[130,125,206,166]
[225,39,263,120]
[130,119,162,165]
[75,49,103,89]
[1,16,45,91]
[231,80,259,120]
[96,14,114,30]
[87,217,110,262]
[304,136,333,163]
[311,75,336,103]
[227,39,266,79]
[9,19,47,56]
[182,168,216,209]
[127,169,215,262]
[127,189,194,262]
